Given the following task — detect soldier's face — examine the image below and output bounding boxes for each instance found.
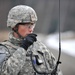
[18,23,35,37]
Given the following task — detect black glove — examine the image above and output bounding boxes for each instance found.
[20,33,37,50]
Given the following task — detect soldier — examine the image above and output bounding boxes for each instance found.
[0,5,62,75]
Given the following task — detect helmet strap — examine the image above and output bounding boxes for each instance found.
[12,25,23,39]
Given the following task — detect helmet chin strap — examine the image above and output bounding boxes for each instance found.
[12,26,24,39]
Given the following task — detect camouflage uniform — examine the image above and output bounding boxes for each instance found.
[0,5,62,75]
[0,32,62,75]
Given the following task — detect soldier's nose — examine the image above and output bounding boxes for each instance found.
[29,28,33,33]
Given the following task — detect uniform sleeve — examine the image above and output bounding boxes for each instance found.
[49,53,63,75]
[0,45,26,75]
[45,47,63,75]
[36,41,63,75]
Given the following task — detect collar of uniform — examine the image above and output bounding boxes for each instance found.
[8,31,22,46]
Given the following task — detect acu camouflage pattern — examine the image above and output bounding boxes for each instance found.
[7,5,37,28]
[0,32,62,75]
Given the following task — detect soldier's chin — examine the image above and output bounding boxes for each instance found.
[22,34,31,38]
[21,34,27,38]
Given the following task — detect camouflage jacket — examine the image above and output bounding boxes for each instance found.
[0,32,62,75]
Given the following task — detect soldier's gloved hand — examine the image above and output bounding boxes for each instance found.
[20,33,37,50]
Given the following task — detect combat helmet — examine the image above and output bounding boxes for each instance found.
[7,5,38,28]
